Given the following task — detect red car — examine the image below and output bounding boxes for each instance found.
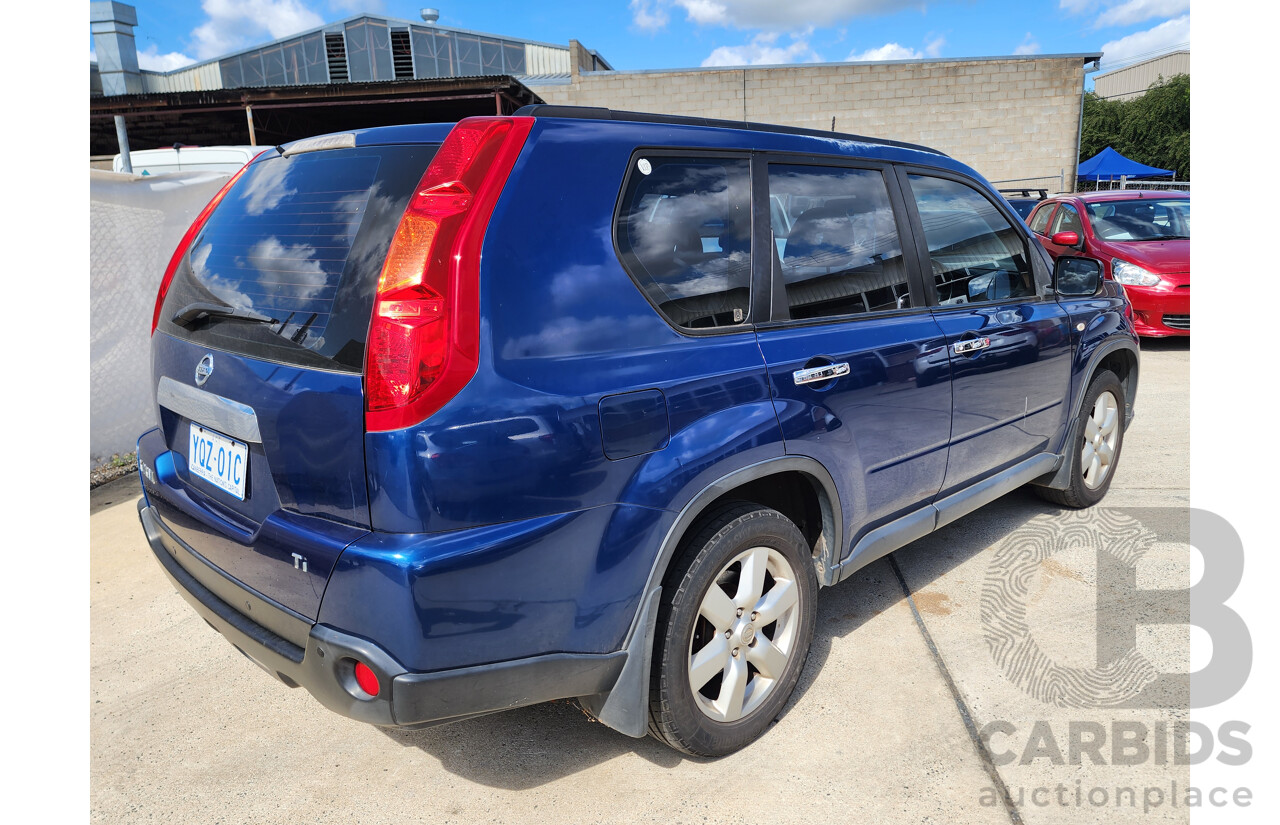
[1028,191,1189,337]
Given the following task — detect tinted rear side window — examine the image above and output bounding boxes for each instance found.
[615,156,752,331]
[769,164,910,320]
[158,144,437,370]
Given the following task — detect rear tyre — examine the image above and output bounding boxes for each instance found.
[1035,370,1125,509]
[647,503,817,756]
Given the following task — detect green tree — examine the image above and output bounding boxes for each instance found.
[1081,74,1190,179]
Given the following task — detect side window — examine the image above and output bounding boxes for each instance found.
[1028,203,1055,235]
[769,164,911,320]
[907,174,1036,306]
[1050,203,1083,235]
[615,156,752,330]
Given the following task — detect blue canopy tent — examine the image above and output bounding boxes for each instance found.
[1077,146,1175,184]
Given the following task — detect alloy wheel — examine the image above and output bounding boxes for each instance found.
[686,545,803,722]
[1081,390,1120,489]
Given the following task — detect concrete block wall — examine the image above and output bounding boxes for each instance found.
[527,56,1089,188]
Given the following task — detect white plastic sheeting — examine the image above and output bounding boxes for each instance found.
[90,169,230,467]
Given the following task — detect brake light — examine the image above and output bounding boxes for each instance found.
[364,116,534,432]
[151,155,261,334]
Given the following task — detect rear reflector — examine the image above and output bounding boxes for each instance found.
[364,116,534,432]
[151,154,263,334]
[353,661,380,697]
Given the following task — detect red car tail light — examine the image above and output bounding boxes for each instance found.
[364,116,534,432]
[151,156,261,335]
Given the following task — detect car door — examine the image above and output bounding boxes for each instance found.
[1041,200,1086,261]
[899,169,1073,494]
[1027,200,1057,249]
[753,157,953,543]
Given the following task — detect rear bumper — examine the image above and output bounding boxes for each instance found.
[138,499,626,728]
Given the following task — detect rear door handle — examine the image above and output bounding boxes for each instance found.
[793,362,850,385]
[953,337,991,355]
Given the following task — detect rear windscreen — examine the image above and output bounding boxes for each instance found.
[157,144,438,371]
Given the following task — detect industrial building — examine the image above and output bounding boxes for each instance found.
[91,2,1098,187]
[1092,50,1190,102]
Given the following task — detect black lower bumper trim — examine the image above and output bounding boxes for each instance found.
[392,651,626,727]
[139,499,629,730]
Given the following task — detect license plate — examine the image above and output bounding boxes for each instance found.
[188,424,249,500]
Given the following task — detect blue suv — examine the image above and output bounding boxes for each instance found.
[136,106,1138,756]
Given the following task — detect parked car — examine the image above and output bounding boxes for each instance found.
[113,145,261,175]
[136,107,1139,757]
[1028,190,1189,336]
[998,187,1049,222]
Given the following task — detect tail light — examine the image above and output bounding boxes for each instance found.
[364,116,534,432]
[151,155,261,334]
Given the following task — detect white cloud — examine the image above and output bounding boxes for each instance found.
[138,45,197,72]
[191,0,325,60]
[1095,0,1189,29]
[682,0,731,25]
[327,1,384,12]
[1099,14,1190,68]
[634,0,924,31]
[631,0,671,31]
[1059,0,1098,13]
[924,36,945,58]
[847,42,923,62]
[703,32,822,66]
[1013,33,1040,56]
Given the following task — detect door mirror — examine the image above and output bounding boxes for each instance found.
[1050,230,1081,248]
[1054,256,1103,297]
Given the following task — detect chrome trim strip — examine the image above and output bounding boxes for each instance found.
[793,362,850,385]
[953,337,991,354]
[157,376,262,443]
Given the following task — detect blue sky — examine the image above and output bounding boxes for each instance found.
[104,1,1189,77]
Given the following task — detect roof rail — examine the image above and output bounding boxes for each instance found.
[512,104,946,157]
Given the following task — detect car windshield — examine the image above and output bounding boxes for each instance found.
[1005,199,1038,220]
[1084,198,1190,241]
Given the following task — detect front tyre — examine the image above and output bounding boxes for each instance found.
[647,503,817,756]
[1036,369,1126,508]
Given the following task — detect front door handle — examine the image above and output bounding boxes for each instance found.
[793,362,850,385]
[953,337,991,355]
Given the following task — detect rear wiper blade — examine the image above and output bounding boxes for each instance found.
[171,302,276,328]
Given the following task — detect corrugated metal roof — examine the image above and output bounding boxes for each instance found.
[138,13,573,78]
[520,74,572,85]
[1094,49,1190,80]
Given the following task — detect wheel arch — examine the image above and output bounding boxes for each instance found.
[1036,334,1138,491]
[1074,335,1139,424]
[659,457,844,584]
[1093,344,1139,424]
[579,456,842,737]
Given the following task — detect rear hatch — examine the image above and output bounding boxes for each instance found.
[148,140,439,619]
